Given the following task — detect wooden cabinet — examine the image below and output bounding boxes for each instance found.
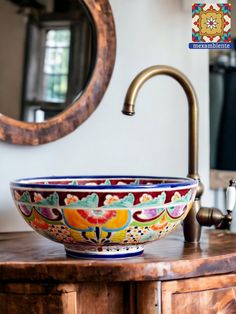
[162,275,236,314]
[1,230,236,313]
[0,282,136,314]
[0,284,77,314]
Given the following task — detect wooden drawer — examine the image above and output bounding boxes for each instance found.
[0,282,133,314]
[0,283,76,314]
[162,274,236,314]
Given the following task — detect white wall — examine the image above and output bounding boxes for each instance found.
[0,0,211,232]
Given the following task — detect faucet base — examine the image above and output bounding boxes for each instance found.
[183,200,201,243]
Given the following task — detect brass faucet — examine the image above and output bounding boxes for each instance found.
[122,65,233,242]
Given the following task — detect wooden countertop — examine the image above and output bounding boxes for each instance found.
[0,229,236,283]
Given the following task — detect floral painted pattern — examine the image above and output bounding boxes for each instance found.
[12,186,196,252]
[104,194,120,206]
[78,209,117,225]
[139,193,153,203]
[34,193,44,202]
[64,194,79,205]
[47,225,75,243]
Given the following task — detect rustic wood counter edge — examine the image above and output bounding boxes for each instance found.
[0,228,235,283]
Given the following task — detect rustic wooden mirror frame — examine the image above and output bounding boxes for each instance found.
[0,0,116,145]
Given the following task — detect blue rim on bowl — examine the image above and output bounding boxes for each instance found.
[10,175,198,190]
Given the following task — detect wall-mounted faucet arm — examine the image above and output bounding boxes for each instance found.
[122,65,234,242]
[122,65,202,242]
[122,65,199,179]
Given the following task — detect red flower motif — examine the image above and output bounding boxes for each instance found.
[34,193,44,203]
[78,209,116,224]
[32,211,49,230]
[65,194,79,205]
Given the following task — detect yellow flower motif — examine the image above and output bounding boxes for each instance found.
[34,193,44,203]
[64,209,129,232]
[171,192,181,202]
[64,194,79,205]
[140,193,153,203]
[104,195,119,206]
[199,10,223,36]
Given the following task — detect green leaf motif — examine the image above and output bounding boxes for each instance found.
[65,193,99,208]
[20,191,31,203]
[37,192,59,206]
[174,190,192,204]
[103,193,135,208]
[135,192,166,208]
[69,180,78,185]
[101,179,111,186]
[130,179,140,185]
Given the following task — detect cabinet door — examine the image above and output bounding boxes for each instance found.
[0,283,77,314]
[162,274,236,314]
[0,282,137,314]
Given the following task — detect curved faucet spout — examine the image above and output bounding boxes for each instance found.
[122,65,199,180]
[122,65,203,242]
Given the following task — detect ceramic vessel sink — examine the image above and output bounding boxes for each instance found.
[10,176,197,259]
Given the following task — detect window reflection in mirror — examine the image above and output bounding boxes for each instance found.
[41,29,71,103]
[0,0,96,123]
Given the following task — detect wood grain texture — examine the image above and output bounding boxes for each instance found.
[162,274,236,314]
[0,0,116,145]
[136,282,160,314]
[76,283,129,314]
[0,282,135,314]
[1,229,236,282]
[0,290,77,314]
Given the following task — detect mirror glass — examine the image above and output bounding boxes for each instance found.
[210,2,236,172]
[0,0,96,122]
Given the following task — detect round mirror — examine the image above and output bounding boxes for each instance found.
[0,0,116,145]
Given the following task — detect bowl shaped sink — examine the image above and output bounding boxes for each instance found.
[10,176,198,259]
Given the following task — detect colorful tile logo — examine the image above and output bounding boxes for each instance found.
[190,3,232,49]
[189,3,233,49]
